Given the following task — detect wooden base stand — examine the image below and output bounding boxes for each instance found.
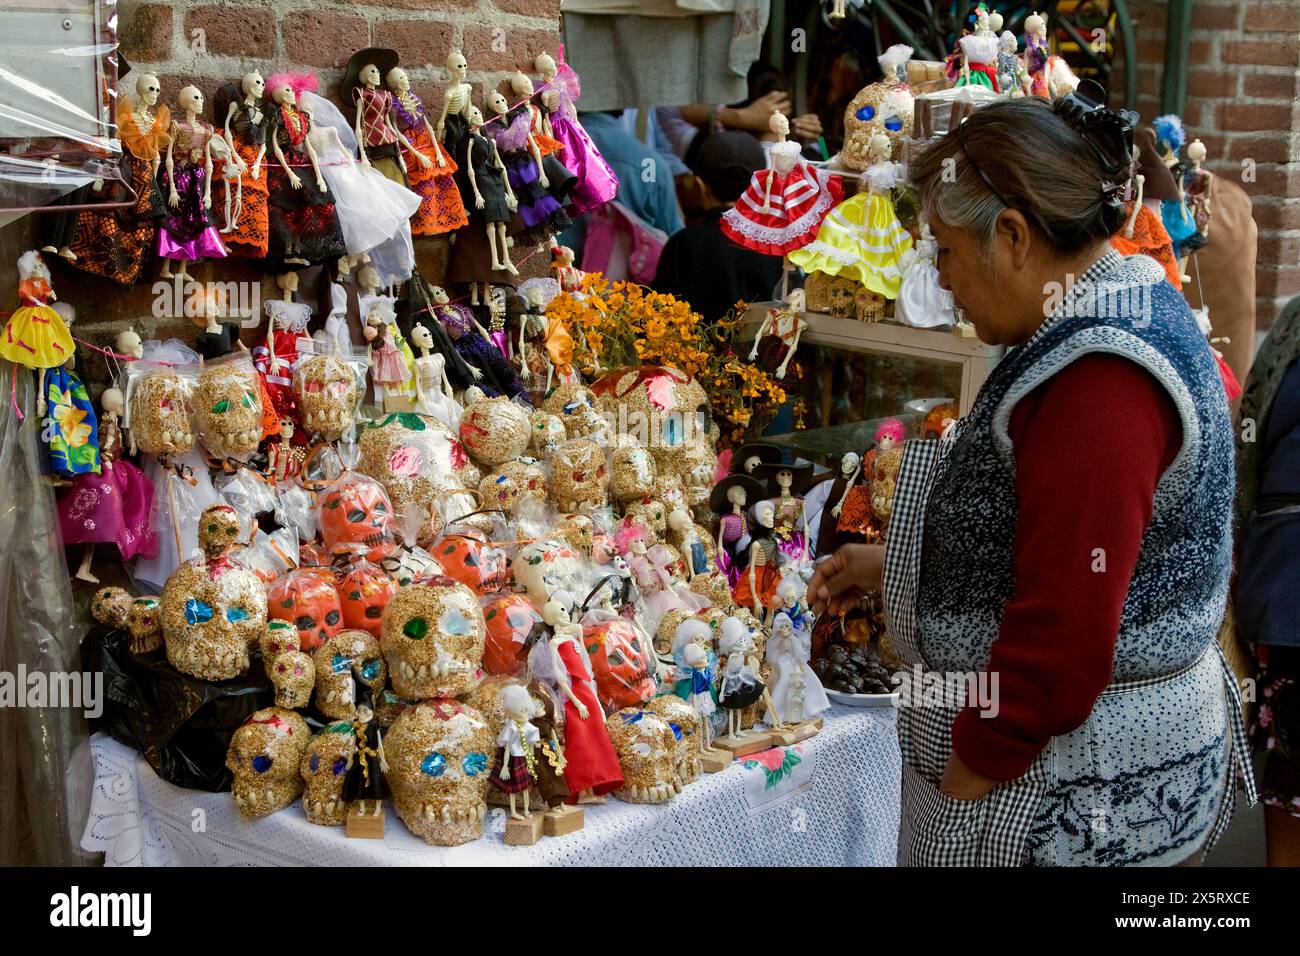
[543,806,585,836]
[345,803,386,839]
[767,718,824,746]
[504,813,545,846]
[699,750,733,773]
[712,731,774,758]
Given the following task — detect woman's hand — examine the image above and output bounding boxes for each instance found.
[736,91,791,131]
[939,750,997,802]
[807,544,885,616]
[792,113,823,142]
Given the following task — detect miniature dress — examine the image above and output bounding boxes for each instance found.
[672,649,718,721]
[436,303,526,400]
[157,119,230,263]
[391,90,468,236]
[523,101,578,205]
[630,545,709,635]
[413,353,463,431]
[718,649,765,710]
[195,322,244,361]
[216,88,270,257]
[732,535,781,611]
[59,415,158,561]
[753,306,801,376]
[362,295,417,407]
[352,86,405,185]
[715,510,749,586]
[530,704,571,807]
[764,626,830,724]
[721,140,842,256]
[772,494,807,562]
[956,33,1001,90]
[895,230,956,328]
[1161,194,1200,257]
[68,97,169,285]
[490,718,540,795]
[41,362,100,476]
[538,53,618,215]
[487,107,571,246]
[466,131,513,224]
[788,161,913,299]
[1025,34,1050,97]
[1110,204,1183,291]
[371,324,408,386]
[253,300,313,419]
[265,101,347,264]
[554,638,623,796]
[0,276,74,369]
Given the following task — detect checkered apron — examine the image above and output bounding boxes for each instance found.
[882,424,1256,866]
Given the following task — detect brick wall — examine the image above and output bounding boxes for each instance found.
[1111,0,1300,330]
[0,0,563,391]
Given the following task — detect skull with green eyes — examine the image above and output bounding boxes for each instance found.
[312,629,386,720]
[195,363,263,459]
[379,580,485,700]
[226,707,310,818]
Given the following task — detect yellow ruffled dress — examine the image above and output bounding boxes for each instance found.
[1,275,74,368]
[788,159,913,299]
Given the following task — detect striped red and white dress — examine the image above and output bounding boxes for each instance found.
[722,142,842,257]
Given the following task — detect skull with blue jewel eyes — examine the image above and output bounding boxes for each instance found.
[312,629,386,720]
[385,699,493,845]
[300,721,358,826]
[226,707,311,818]
[379,580,485,700]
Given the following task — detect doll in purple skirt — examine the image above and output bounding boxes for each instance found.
[534,48,619,216]
[158,86,229,280]
[483,92,570,248]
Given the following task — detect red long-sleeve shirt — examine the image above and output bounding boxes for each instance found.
[949,353,1182,781]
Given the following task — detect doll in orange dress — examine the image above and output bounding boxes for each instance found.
[69,72,170,285]
[386,67,468,236]
[213,72,270,258]
[733,500,783,621]
[837,418,904,542]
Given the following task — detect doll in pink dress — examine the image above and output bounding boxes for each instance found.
[616,521,709,635]
[534,48,618,215]
[59,387,159,583]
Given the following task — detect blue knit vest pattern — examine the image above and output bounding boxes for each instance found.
[914,252,1235,865]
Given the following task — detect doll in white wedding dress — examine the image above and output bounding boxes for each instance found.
[410,323,464,430]
[300,91,420,285]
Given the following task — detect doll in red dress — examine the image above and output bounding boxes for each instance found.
[533,599,623,802]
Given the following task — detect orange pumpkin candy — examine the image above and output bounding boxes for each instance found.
[432,529,512,597]
[481,594,543,676]
[316,473,396,563]
[584,617,657,711]
[337,559,398,636]
[268,568,343,651]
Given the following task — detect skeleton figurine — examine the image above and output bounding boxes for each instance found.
[492,683,541,820]
[716,616,782,742]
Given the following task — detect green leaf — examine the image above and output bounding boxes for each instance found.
[210,399,230,414]
[397,412,426,431]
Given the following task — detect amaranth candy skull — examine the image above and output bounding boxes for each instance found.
[226,707,311,818]
[380,580,484,700]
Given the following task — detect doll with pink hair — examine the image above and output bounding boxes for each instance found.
[836,417,905,543]
[263,71,347,265]
[615,520,709,634]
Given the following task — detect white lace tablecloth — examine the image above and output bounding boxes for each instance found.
[81,705,900,866]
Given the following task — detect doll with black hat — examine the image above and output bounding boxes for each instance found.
[730,442,781,476]
[340,48,410,187]
[710,472,764,588]
[753,459,814,565]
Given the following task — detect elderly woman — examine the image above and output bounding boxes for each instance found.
[810,86,1255,866]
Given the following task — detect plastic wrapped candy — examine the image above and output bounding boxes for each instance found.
[481,593,544,677]
[609,436,657,504]
[478,458,549,516]
[458,393,532,468]
[512,536,589,608]
[294,351,366,442]
[589,365,712,478]
[267,567,344,652]
[125,361,197,458]
[582,609,657,711]
[430,527,512,597]
[194,351,264,461]
[379,544,446,588]
[541,382,609,441]
[337,556,398,637]
[548,438,609,513]
[356,411,477,534]
[236,527,300,584]
[316,472,397,563]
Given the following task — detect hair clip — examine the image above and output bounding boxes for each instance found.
[1053,79,1136,180]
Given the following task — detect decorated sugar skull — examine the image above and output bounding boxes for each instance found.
[656,607,694,655]
[690,570,735,609]
[644,694,702,787]
[610,436,658,503]
[590,366,712,477]
[380,580,485,699]
[194,363,262,459]
[198,503,244,557]
[225,707,311,818]
[337,558,397,636]
[300,722,357,826]
[357,412,477,533]
[316,473,396,563]
[548,438,608,513]
[294,355,358,440]
[482,593,544,676]
[381,544,445,588]
[624,496,668,539]
[606,708,681,803]
[269,650,314,709]
[681,442,717,511]
[841,77,914,170]
[91,586,132,630]
[529,411,566,457]
[313,629,386,720]
[511,537,585,608]
[126,595,163,654]
[161,531,266,681]
[131,368,195,457]
[260,618,301,663]
[430,528,511,596]
[542,382,608,440]
[554,513,597,556]
[584,616,657,711]
[267,568,343,651]
[385,699,493,845]
[458,395,531,467]
[478,458,548,515]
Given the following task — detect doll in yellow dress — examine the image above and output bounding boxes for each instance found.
[788,133,912,300]
[2,251,76,416]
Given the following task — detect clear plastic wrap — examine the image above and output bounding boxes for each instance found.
[458,393,533,468]
[131,449,220,592]
[293,347,368,443]
[0,0,124,225]
[124,359,199,459]
[429,524,512,597]
[578,573,658,711]
[215,466,278,526]
[481,592,544,677]
[237,526,299,584]
[336,554,397,637]
[194,351,263,462]
[274,483,317,543]
[315,471,396,563]
[267,567,343,652]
